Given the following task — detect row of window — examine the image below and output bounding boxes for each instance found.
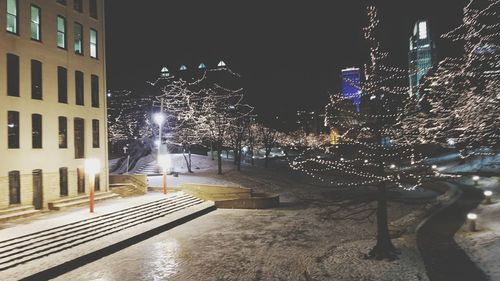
[6,0,99,58]
[6,53,100,107]
[7,112,99,158]
[8,168,100,206]
[56,0,98,18]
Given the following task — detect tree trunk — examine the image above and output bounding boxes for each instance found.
[250,144,255,166]
[217,142,222,175]
[264,148,271,168]
[188,149,192,173]
[366,184,399,260]
[182,146,193,173]
[237,148,241,171]
[210,142,214,160]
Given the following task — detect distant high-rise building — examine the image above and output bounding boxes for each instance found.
[341,68,362,112]
[408,20,436,97]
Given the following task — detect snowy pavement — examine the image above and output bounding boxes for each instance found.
[455,176,500,281]
[52,155,440,281]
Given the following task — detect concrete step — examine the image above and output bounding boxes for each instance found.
[0,206,34,216]
[48,192,120,211]
[0,195,197,256]
[0,209,41,223]
[0,198,202,268]
[134,162,159,175]
[0,192,211,274]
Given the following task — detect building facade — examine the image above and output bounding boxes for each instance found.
[408,19,436,97]
[341,67,362,113]
[0,0,107,209]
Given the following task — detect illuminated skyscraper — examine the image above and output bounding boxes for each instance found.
[408,20,436,97]
[341,68,362,112]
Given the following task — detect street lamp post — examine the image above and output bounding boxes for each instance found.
[85,159,101,213]
[158,154,170,194]
[484,190,493,204]
[472,175,480,186]
[153,102,166,174]
[467,213,478,232]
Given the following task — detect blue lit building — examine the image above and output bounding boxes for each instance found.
[341,68,362,112]
[408,20,436,97]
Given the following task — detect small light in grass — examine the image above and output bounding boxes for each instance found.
[467,213,478,220]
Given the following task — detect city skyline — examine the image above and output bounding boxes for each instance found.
[105,0,468,121]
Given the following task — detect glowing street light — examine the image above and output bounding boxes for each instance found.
[390,164,396,169]
[472,175,480,186]
[484,190,493,204]
[431,165,438,170]
[85,159,101,213]
[153,109,166,173]
[158,154,170,194]
[467,213,478,232]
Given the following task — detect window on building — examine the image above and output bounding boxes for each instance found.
[92,119,99,148]
[57,0,67,5]
[9,171,21,204]
[91,75,99,107]
[74,0,83,12]
[57,16,66,49]
[59,116,67,148]
[75,71,84,105]
[31,60,43,100]
[59,167,68,196]
[90,29,98,58]
[74,118,85,158]
[6,0,18,34]
[94,173,100,191]
[89,0,98,19]
[77,168,85,193]
[32,114,42,148]
[7,53,20,97]
[58,66,68,103]
[74,22,83,55]
[419,21,428,40]
[7,111,20,149]
[31,5,41,40]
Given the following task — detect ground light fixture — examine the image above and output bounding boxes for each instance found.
[390,164,396,169]
[158,154,171,194]
[431,165,438,169]
[467,213,478,232]
[484,190,493,204]
[84,158,101,213]
[472,175,480,186]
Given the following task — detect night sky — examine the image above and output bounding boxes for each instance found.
[105,0,469,122]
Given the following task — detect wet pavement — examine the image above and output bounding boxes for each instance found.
[417,182,488,281]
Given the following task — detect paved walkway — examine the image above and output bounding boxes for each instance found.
[417,182,488,281]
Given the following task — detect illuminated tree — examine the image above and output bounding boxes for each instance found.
[152,65,253,175]
[398,0,500,150]
[290,6,428,260]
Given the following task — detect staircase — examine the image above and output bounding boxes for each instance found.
[134,161,159,175]
[0,192,212,275]
[0,206,41,223]
[48,192,120,211]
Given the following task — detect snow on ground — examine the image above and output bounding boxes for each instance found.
[437,153,500,174]
[455,176,500,281]
[52,155,435,281]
